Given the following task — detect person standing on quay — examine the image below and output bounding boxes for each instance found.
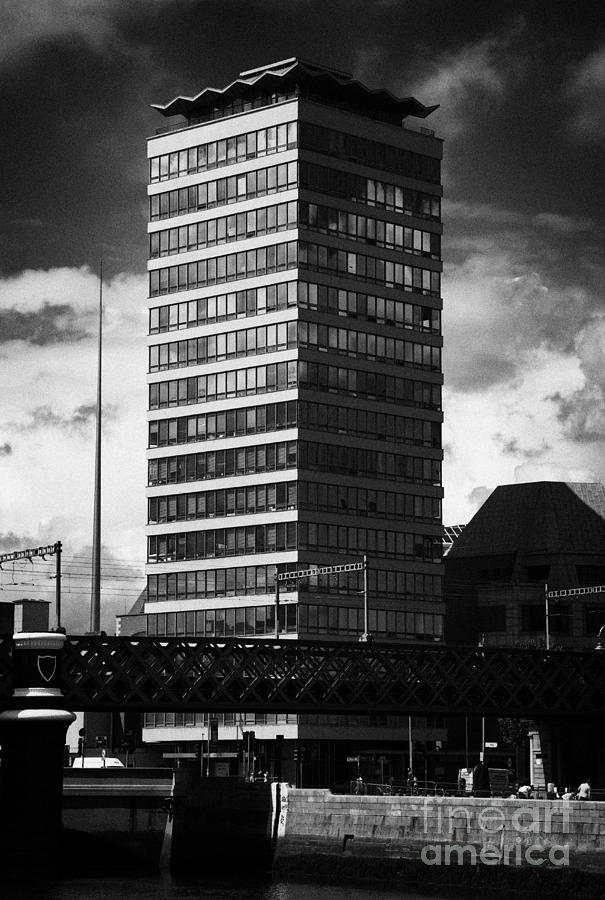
[577,779,591,800]
[472,761,491,797]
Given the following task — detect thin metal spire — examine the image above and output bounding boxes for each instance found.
[90,261,103,634]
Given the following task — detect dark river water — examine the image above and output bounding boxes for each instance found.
[10,875,465,900]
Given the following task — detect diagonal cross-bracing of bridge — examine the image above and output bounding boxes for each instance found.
[0,635,604,718]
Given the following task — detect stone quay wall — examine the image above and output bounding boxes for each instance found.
[273,788,605,875]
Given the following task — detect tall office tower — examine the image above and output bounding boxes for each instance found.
[139,59,444,781]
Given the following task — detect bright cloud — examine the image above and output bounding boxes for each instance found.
[0,266,147,627]
[442,244,605,522]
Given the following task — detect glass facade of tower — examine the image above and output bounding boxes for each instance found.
[136,61,445,775]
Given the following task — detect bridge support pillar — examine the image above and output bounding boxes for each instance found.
[0,633,75,881]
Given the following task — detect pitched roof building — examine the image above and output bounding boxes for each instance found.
[445,481,605,650]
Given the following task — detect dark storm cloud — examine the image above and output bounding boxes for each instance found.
[0,32,150,277]
[0,303,88,345]
[1,0,603,281]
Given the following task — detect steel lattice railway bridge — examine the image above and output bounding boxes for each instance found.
[0,634,603,718]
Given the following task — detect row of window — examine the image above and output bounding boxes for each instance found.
[148,359,297,408]
[148,322,441,374]
[299,241,441,295]
[299,442,441,485]
[149,200,298,258]
[142,712,440,728]
[149,159,440,224]
[148,400,297,447]
[299,201,441,258]
[299,161,440,220]
[298,282,440,332]
[148,523,299,562]
[144,604,443,641]
[147,441,440,487]
[148,440,297,487]
[297,360,442,410]
[149,199,439,261]
[150,280,296,333]
[147,482,440,525]
[146,566,443,604]
[297,322,441,371]
[149,120,440,188]
[148,481,297,523]
[149,279,440,335]
[300,605,443,640]
[150,121,298,182]
[149,240,297,296]
[299,121,441,184]
[300,401,441,448]
[147,564,279,601]
[149,361,441,411]
[299,523,442,563]
[149,321,296,371]
[147,400,440,450]
[148,239,441,297]
[147,524,442,563]
[300,483,441,522]
[146,603,297,638]
[150,161,297,220]
[143,712,299,728]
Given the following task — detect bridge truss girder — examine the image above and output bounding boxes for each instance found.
[0,636,602,717]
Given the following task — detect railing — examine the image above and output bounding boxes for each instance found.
[348,781,605,801]
[350,780,442,796]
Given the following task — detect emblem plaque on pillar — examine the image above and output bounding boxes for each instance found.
[0,631,75,879]
[12,631,66,699]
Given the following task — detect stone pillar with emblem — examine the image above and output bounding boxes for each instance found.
[0,632,75,880]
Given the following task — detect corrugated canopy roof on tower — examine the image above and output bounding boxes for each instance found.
[447,482,605,558]
[152,57,438,121]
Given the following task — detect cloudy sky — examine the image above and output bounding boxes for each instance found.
[0,0,604,629]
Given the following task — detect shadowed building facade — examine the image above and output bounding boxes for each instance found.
[446,481,605,650]
[121,58,445,784]
[445,481,605,789]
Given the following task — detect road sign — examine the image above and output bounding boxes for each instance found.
[485,742,498,748]
[346,755,360,763]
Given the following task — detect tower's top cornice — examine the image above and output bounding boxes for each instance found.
[152,57,438,124]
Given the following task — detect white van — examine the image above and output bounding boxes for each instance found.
[71,756,124,768]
